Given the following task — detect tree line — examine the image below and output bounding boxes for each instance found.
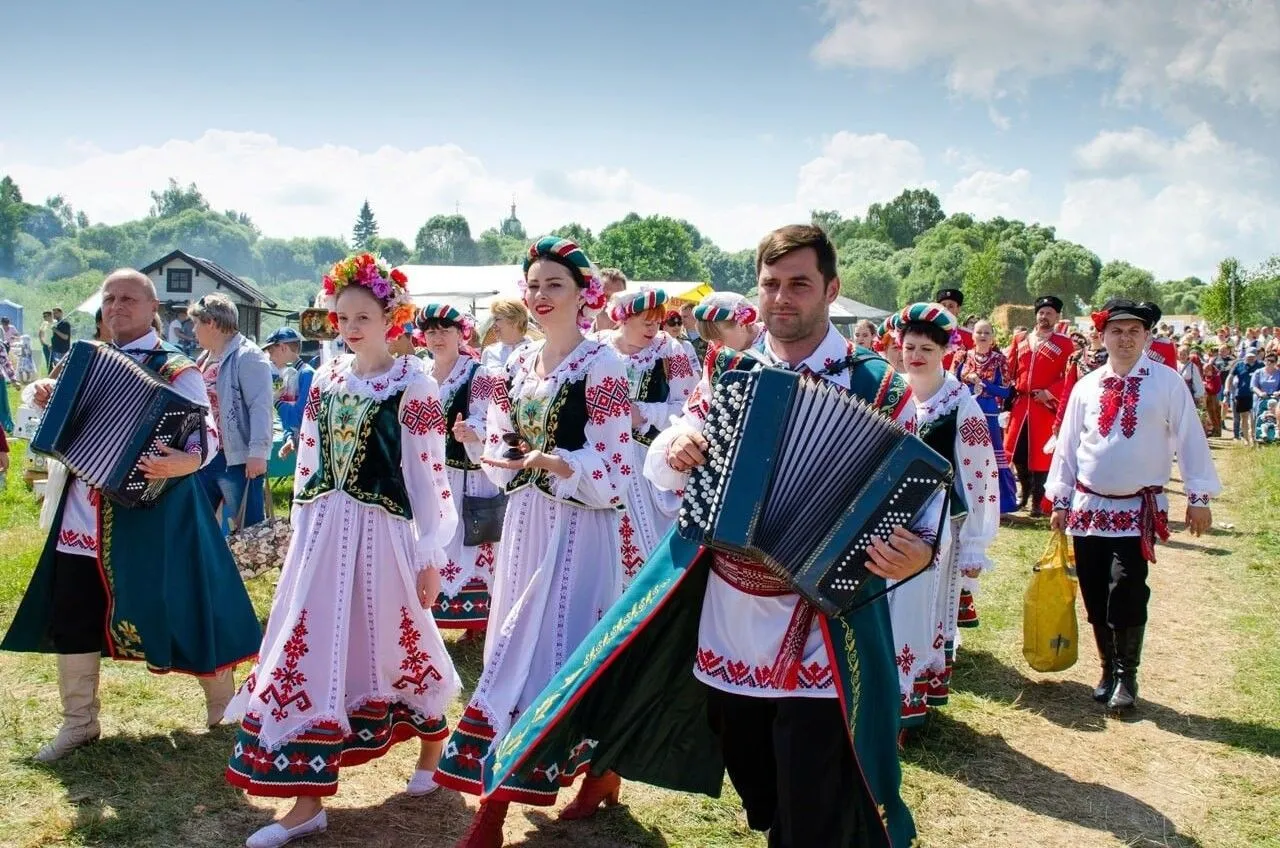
[1,175,1276,326]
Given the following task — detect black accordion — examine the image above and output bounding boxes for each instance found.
[31,341,207,507]
[678,366,953,617]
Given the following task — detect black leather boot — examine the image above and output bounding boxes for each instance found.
[1090,624,1115,703]
[1107,626,1145,713]
[1016,466,1031,511]
[1029,472,1048,517]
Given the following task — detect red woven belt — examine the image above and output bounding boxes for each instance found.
[1075,483,1169,562]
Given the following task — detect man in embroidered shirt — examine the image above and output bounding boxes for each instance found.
[1046,298,1219,714]
[649,225,944,847]
[2,269,261,762]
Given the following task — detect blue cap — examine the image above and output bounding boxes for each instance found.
[263,326,304,348]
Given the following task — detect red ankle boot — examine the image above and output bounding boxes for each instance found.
[558,771,621,820]
[455,800,508,848]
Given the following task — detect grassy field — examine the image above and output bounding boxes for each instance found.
[0,396,1277,847]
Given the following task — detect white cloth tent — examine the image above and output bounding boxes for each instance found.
[397,264,525,321]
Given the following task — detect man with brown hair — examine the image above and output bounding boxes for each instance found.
[484,225,942,847]
[592,268,628,331]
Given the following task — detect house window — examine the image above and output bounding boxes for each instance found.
[167,268,192,293]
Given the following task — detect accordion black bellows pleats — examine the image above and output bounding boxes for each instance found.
[678,366,953,616]
[32,341,207,507]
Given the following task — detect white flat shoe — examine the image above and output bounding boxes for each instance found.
[245,809,327,848]
[406,769,439,796]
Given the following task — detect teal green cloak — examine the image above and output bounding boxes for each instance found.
[2,346,262,676]
[483,530,917,847]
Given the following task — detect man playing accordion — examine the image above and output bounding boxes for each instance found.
[3,269,261,762]
[478,226,946,848]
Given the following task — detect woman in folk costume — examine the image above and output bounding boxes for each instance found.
[599,286,699,584]
[225,254,462,848]
[878,313,904,372]
[890,304,999,731]
[691,291,765,353]
[481,297,533,373]
[416,303,508,634]
[952,319,1018,627]
[436,237,634,847]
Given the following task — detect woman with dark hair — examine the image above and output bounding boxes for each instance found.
[889,304,999,732]
[435,237,634,846]
[598,286,698,585]
[415,303,507,636]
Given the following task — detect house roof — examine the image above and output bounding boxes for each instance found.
[139,249,277,308]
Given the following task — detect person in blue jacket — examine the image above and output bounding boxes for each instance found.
[263,327,314,456]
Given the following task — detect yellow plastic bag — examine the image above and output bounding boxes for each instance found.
[1022,531,1079,672]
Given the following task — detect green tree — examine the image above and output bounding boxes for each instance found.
[309,236,349,268]
[147,208,257,272]
[149,178,210,218]
[414,214,478,265]
[839,258,898,310]
[373,236,412,266]
[0,176,26,275]
[810,209,843,234]
[865,188,945,250]
[352,200,379,250]
[1091,260,1159,309]
[592,214,708,281]
[962,243,1003,318]
[75,210,90,230]
[1026,241,1101,316]
[549,223,596,254]
[699,243,755,293]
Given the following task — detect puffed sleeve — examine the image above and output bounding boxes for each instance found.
[1044,385,1085,509]
[463,365,507,466]
[644,343,717,493]
[399,372,459,575]
[547,349,633,508]
[954,394,1000,572]
[291,370,325,509]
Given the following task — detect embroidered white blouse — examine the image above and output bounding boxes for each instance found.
[1046,353,1221,537]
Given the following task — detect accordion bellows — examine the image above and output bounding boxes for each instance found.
[31,341,207,507]
[679,367,953,616]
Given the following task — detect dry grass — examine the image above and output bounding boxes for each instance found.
[1,400,1278,847]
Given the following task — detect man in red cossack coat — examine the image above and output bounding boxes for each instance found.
[1005,295,1073,515]
[937,288,973,372]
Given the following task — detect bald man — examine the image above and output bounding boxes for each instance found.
[3,269,261,762]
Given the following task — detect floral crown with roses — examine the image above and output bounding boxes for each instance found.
[320,253,415,340]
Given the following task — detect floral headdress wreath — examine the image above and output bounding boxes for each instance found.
[416,303,476,341]
[320,253,415,340]
[692,291,757,326]
[520,236,606,330]
[895,302,960,348]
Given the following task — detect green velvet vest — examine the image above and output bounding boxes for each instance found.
[296,388,412,518]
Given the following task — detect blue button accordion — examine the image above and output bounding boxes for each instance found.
[677,366,953,616]
[31,341,207,507]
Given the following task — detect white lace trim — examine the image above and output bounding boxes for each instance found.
[915,373,967,423]
[323,354,424,400]
[609,331,676,372]
[509,338,615,397]
[435,356,476,406]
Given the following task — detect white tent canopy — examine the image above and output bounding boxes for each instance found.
[398,264,525,321]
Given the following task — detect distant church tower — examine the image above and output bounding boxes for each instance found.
[500,197,526,240]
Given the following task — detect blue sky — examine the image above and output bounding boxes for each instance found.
[3,0,1277,279]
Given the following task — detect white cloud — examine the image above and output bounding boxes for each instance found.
[1058,124,1279,279]
[813,0,1280,110]
[945,168,1037,221]
[795,131,934,212]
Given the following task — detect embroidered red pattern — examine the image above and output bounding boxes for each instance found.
[257,611,313,721]
[57,529,97,552]
[586,375,630,425]
[959,417,991,447]
[695,648,831,690]
[618,513,643,579]
[896,644,916,674]
[402,397,446,436]
[393,607,443,695]
[667,354,694,379]
[303,386,322,422]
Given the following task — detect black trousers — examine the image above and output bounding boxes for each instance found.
[1072,535,1150,628]
[49,551,108,654]
[1013,424,1030,468]
[705,687,882,848]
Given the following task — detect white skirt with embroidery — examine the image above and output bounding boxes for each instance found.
[616,439,680,588]
[438,466,502,597]
[462,486,622,751]
[226,490,462,752]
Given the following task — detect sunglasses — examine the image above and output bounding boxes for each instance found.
[665,316,682,327]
